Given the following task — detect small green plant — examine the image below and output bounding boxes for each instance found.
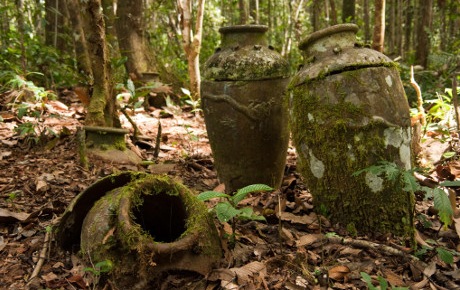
[7,192,18,202]
[353,161,453,228]
[360,272,409,290]
[180,87,202,114]
[84,259,113,289]
[197,184,272,246]
[4,74,58,145]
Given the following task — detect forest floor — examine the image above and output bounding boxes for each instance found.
[1,90,460,290]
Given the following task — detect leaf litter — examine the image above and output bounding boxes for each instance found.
[0,90,460,289]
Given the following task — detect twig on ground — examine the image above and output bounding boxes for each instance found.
[27,229,51,284]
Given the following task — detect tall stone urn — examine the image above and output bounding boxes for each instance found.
[289,24,414,238]
[202,25,290,193]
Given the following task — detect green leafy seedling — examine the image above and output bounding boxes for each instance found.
[360,272,409,290]
[197,184,273,246]
[353,161,454,228]
[84,260,113,276]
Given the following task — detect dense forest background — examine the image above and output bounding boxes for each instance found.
[1,0,459,104]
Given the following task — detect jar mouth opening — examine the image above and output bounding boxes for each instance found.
[219,24,268,34]
[299,24,359,50]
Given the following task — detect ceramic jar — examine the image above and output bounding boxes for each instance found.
[202,25,290,193]
[289,24,414,236]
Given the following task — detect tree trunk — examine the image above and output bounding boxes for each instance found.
[438,0,447,51]
[239,0,250,24]
[387,0,395,55]
[363,0,370,42]
[342,0,355,23]
[404,0,413,58]
[329,0,338,25]
[177,0,205,100]
[250,0,259,24]
[66,0,92,78]
[45,0,67,51]
[80,0,116,127]
[372,0,385,52]
[115,0,156,80]
[415,0,432,68]
[311,0,321,31]
[396,0,403,56]
[16,0,26,72]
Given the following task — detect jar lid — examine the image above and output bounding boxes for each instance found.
[299,24,359,51]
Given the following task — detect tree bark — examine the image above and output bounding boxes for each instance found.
[45,0,67,51]
[415,0,433,68]
[311,0,321,31]
[363,0,370,42]
[177,0,205,100]
[80,0,116,127]
[387,0,395,55]
[404,0,413,58]
[115,0,156,80]
[342,0,355,23]
[66,0,92,78]
[396,0,403,56]
[372,0,386,52]
[250,0,259,24]
[329,0,338,25]
[239,0,250,24]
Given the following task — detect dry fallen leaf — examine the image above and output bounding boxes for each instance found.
[0,208,30,223]
[41,271,58,282]
[423,261,437,278]
[383,268,406,287]
[328,265,350,281]
[232,261,266,284]
[296,234,324,247]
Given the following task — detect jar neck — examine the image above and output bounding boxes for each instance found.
[219,25,268,48]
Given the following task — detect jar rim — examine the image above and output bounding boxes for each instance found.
[299,24,359,50]
[219,24,268,34]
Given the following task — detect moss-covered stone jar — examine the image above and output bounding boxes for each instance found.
[289,24,414,239]
[202,25,290,193]
[57,172,222,288]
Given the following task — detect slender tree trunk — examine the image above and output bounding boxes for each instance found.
[81,0,116,127]
[387,0,395,55]
[438,0,447,51]
[415,0,432,68]
[250,0,259,24]
[329,0,338,25]
[239,0,250,24]
[66,0,92,78]
[372,0,385,52]
[116,0,156,80]
[16,0,27,72]
[448,0,460,51]
[342,0,356,23]
[396,0,403,56]
[404,0,413,58]
[45,0,67,51]
[177,0,205,100]
[363,0,370,42]
[311,0,321,31]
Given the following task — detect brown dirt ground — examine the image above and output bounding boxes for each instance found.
[1,91,460,289]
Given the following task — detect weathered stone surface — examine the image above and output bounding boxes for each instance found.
[289,24,414,240]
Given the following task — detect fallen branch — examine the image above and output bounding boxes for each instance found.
[27,229,51,284]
